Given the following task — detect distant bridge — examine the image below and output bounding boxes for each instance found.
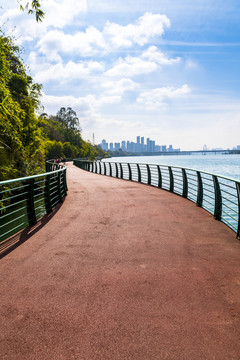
[112,149,240,156]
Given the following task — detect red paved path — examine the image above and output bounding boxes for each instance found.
[1,163,240,359]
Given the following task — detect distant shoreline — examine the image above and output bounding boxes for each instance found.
[107,150,240,158]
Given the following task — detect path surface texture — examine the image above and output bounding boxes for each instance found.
[1,163,240,360]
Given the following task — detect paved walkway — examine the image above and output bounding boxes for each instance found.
[1,163,240,360]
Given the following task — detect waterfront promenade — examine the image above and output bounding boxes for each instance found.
[1,163,240,359]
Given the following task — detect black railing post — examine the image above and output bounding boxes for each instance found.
[128,163,132,181]
[146,164,151,185]
[236,182,240,239]
[109,163,112,177]
[197,171,203,207]
[213,175,222,221]
[120,163,123,179]
[63,169,68,194]
[45,174,53,213]
[169,166,174,192]
[95,161,98,174]
[103,162,106,175]
[27,178,37,225]
[115,163,118,178]
[157,165,162,188]
[58,172,63,203]
[137,164,141,183]
[182,168,188,198]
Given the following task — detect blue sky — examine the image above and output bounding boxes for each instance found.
[1,0,240,150]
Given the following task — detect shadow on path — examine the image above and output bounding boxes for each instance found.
[0,200,65,259]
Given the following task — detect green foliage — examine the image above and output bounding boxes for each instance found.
[0,33,108,181]
[63,142,78,159]
[45,140,63,160]
[0,32,45,181]
[18,0,45,22]
[39,108,108,161]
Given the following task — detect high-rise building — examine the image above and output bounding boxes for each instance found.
[110,143,114,151]
[141,137,144,152]
[147,138,150,152]
[101,139,108,151]
[136,136,141,152]
[114,142,120,151]
[121,141,126,151]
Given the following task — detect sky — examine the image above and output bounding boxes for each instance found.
[1,0,240,150]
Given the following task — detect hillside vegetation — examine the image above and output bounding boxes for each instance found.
[0,32,108,181]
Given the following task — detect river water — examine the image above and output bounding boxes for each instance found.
[104,154,240,181]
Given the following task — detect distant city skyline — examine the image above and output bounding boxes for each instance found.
[100,137,240,153]
[100,136,180,153]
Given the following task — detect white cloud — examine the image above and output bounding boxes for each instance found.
[102,78,138,96]
[35,12,170,59]
[42,0,87,29]
[136,84,191,110]
[142,46,181,65]
[33,60,104,83]
[36,27,107,59]
[104,46,180,78]
[104,12,170,47]
[105,56,157,77]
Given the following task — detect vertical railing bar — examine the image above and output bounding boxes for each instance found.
[146,164,151,185]
[157,165,162,188]
[213,175,222,221]
[120,163,123,179]
[27,178,37,225]
[115,162,118,178]
[182,168,188,198]
[137,164,141,183]
[197,171,203,207]
[58,172,63,203]
[128,163,132,181]
[236,182,240,239]
[63,169,68,194]
[104,161,106,175]
[45,174,53,213]
[109,163,112,177]
[169,166,174,192]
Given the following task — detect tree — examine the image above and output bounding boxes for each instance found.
[63,142,78,159]
[0,32,45,180]
[45,141,63,160]
[56,107,80,130]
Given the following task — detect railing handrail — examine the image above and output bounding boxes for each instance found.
[0,160,68,247]
[73,158,240,239]
[100,160,240,184]
[0,166,66,186]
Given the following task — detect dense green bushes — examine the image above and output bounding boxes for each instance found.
[0,33,108,181]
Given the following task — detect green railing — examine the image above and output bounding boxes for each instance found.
[73,159,240,239]
[0,160,67,244]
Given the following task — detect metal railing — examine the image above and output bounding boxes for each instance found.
[73,159,240,238]
[0,160,67,244]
